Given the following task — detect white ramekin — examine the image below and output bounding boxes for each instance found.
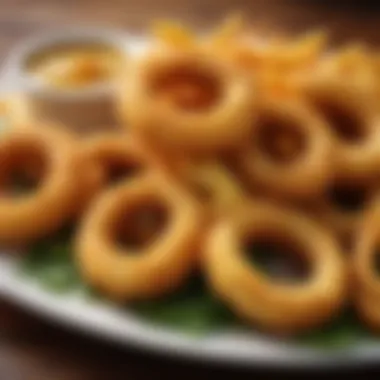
[5,28,131,134]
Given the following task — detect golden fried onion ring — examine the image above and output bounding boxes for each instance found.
[312,175,377,244]
[352,199,380,330]
[301,76,380,179]
[0,128,81,243]
[79,134,161,208]
[204,201,347,334]
[76,174,204,300]
[0,95,33,128]
[118,49,255,153]
[317,44,376,96]
[238,99,333,200]
[182,161,246,212]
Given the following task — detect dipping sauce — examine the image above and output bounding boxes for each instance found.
[26,42,125,90]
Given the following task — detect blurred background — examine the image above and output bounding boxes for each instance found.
[0,0,380,59]
[1,0,380,378]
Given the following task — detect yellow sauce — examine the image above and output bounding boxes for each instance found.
[26,42,125,89]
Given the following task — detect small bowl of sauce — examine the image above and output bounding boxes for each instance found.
[11,30,129,133]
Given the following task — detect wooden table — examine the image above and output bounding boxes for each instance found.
[1,1,380,378]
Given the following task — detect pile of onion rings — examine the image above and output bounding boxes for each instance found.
[4,15,380,338]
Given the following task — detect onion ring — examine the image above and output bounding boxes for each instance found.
[311,175,377,244]
[0,127,81,244]
[168,158,250,221]
[352,198,380,330]
[0,95,33,129]
[118,49,255,153]
[317,44,377,98]
[237,98,333,200]
[204,201,348,334]
[301,76,380,179]
[78,134,161,210]
[188,162,246,210]
[75,174,204,300]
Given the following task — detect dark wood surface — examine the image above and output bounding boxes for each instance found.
[2,1,380,378]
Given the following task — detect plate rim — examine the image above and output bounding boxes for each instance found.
[1,255,380,370]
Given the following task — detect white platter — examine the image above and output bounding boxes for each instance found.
[0,31,380,369]
[2,254,380,369]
